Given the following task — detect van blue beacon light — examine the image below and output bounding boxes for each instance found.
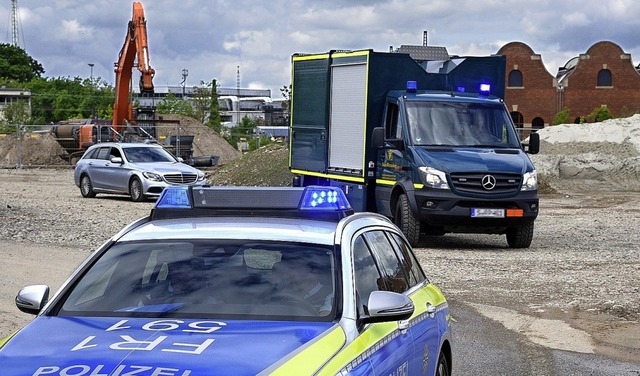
[479,83,491,95]
[406,81,418,93]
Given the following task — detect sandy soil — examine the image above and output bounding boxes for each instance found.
[0,169,638,366]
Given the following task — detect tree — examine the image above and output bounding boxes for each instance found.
[156,92,195,118]
[0,43,45,82]
[280,84,291,123]
[226,115,257,151]
[206,79,222,133]
[25,76,114,124]
[0,99,31,129]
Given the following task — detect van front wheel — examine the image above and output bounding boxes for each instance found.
[506,222,534,248]
[395,194,421,246]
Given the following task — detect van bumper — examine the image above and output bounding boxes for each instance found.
[412,189,538,232]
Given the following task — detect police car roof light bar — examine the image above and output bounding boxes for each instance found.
[152,186,354,221]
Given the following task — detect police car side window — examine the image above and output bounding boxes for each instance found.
[363,230,410,293]
[388,232,427,286]
[353,235,384,316]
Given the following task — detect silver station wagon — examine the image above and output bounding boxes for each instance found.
[73,142,207,201]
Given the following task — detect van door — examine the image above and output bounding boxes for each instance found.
[375,100,410,217]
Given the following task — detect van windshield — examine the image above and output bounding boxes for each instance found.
[406,101,521,148]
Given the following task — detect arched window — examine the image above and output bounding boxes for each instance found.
[508,70,523,87]
[510,111,524,139]
[532,117,545,130]
[597,69,612,87]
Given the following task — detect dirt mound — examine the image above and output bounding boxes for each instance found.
[156,114,241,165]
[0,132,68,167]
[207,143,291,187]
[0,115,241,167]
[531,114,640,192]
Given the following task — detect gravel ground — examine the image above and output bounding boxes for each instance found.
[0,168,639,363]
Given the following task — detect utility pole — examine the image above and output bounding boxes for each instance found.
[236,65,240,126]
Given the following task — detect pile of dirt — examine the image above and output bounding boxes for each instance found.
[0,132,68,167]
[156,114,242,165]
[530,114,640,192]
[207,143,291,187]
[0,115,242,167]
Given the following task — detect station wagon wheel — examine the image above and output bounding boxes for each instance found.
[80,175,96,198]
[129,177,145,202]
[395,193,421,247]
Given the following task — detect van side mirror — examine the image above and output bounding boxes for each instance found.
[526,132,540,154]
[372,127,405,151]
[372,127,384,149]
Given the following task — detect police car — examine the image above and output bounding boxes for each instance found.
[0,186,452,375]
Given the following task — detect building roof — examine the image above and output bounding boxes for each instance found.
[395,45,450,61]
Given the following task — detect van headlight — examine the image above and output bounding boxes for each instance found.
[521,170,538,191]
[419,167,449,189]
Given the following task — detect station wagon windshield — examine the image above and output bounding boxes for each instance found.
[124,147,177,163]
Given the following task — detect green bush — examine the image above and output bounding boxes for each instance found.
[552,107,571,125]
[585,106,613,123]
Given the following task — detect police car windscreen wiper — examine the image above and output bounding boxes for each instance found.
[116,303,184,313]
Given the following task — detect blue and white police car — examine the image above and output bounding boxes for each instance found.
[0,186,452,375]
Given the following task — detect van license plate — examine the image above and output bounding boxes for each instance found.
[471,208,505,218]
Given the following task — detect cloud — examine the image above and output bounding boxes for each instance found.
[4,0,640,95]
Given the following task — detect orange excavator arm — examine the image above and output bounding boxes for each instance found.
[112,1,155,132]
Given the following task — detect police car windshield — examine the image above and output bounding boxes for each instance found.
[57,240,338,322]
[406,101,521,148]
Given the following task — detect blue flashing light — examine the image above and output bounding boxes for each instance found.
[406,81,417,93]
[155,186,192,209]
[456,86,466,93]
[479,83,491,95]
[299,186,351,211]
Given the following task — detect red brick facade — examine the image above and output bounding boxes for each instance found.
[497,41,640,128]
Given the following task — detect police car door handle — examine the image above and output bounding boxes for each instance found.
[426,302,436,317]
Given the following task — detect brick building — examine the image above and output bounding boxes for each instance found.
[497,41,640,129]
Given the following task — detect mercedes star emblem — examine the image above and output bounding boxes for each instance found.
[482,175,497,190]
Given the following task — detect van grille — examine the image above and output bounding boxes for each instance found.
[450,173,521,194]
[163,173,198,184]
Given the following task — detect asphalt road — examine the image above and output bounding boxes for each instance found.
[450,300,640,375]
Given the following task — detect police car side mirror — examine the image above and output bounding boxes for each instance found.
[360,291,414,324]
[15,285,49,315]
[110,157,123,164]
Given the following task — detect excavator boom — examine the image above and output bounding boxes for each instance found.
[113,1,155,131]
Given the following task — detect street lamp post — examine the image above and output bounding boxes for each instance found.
[88,63,94,81]
[181,69,189,97]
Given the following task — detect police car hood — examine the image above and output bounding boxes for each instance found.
[1,316,335,375]
[415,146,533,174]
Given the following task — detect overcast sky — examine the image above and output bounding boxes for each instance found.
[3,0,640,97]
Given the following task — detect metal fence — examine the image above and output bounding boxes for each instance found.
[0,123,225,169]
